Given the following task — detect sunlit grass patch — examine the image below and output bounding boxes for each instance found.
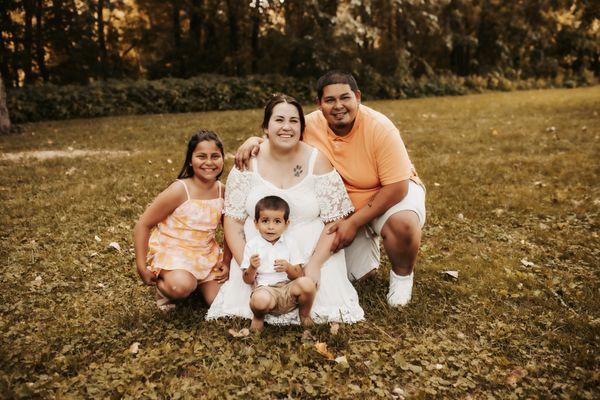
[1,87,599,398]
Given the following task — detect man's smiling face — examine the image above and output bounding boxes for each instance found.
[318,83,361,137]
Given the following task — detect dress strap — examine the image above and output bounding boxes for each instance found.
[217,181,222,198]
[178,179,191,201]
[307,148,319,175]
[251,156,258,173]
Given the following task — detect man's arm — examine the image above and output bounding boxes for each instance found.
[329,179,409,252]
[234,136,264,170]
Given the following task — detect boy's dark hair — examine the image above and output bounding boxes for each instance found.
[254,196,290,222]
[177,130,225,180]
[316,70,359,100]
[261,93,306,140]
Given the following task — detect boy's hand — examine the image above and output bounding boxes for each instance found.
[138,266,158,286]
[250,254,261,269]
[274,259,292,273]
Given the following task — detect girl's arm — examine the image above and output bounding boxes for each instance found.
[133,181,187,284]
[223,216,247,265]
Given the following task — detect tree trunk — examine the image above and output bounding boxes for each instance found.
[97,0,108,79]
[250,5,260,73]
[172,0,184,76]
[23,0,34,84]
[0,5,13,87]
[0,75,11,134]
[189,0,204,51]
[35,0,48,82]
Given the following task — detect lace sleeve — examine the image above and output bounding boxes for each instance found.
[314,170,355,223]
[224,167,251,221]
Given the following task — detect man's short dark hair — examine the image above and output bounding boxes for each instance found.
[254,196,290,222]
[316,70,359,100]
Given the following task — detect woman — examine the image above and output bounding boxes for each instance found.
[206,94,364,325]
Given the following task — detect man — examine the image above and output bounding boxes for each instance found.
[236,71,425,307]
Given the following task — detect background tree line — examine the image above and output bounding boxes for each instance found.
[1,0,599,89]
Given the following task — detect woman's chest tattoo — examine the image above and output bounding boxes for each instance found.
[293,165,303,177]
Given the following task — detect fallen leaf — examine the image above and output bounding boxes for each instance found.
[330,323,340,335]
[434,182,441,187]
[129,342,140,354]
[334,355,348,366]
[441,270,459,279]
[301,329,315,342]
[94,235,101,242]
[493,208,505,216]
[490,128,499,136]
[228,328,250,338]
[167,159,173,164]
[108,242,121,251]
[97,283,106,288]
[392,387,406,399]
[545,126,556,133]
[506,368,527,387]
[457,213,464,220]
[539,223,549,230]
[520,258,535,267]
[32,276,43,286]
[65,167,76,176]
[314,342,335,360]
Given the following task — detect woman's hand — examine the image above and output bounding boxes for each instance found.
[138,266,158,286]
[234,137,263,170]
[214,261,230,283]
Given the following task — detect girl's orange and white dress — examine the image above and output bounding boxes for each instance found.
[147,180,224,282]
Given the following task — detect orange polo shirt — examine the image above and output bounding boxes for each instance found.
[304,105,421,210]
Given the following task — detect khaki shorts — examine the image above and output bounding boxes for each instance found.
[251,281,298,315]
[345,180,426,281]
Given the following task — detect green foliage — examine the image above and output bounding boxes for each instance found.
[1,87,599,398]
[7,72,598,124]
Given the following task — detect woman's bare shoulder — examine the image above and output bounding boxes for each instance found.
[311,148,334,175]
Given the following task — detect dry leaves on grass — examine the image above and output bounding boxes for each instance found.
[314,342,335,360]
[228,328,250,338]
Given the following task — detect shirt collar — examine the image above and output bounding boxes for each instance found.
[257,233,287,246]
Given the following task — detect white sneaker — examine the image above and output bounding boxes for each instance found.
[387,270,414,307]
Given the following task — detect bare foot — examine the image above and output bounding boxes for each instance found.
[300,315,314,328]
[155,288,176,312]
[250,317,264,332]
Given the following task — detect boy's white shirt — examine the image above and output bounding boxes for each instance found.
[240,233,305,287]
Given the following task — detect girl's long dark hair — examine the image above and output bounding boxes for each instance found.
[177,130,225,180]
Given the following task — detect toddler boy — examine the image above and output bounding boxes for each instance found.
[241,195,316,332]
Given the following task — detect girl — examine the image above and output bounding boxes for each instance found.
[134,130,231,311]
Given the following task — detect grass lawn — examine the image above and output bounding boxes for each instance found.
[1,87,599,399]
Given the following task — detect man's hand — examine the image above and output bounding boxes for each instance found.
[214,262,230,283]
[328,218,359,253]
[138,266,158,286]
[234,137,263,170]
[273,259,292,273]
[249,254,261,269]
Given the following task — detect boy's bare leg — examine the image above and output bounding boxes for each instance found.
[291,277,317,327]
[249,289,275,332]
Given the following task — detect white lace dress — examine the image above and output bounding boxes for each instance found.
[206,148,365,324]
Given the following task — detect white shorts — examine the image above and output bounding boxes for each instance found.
[344,181,426,281]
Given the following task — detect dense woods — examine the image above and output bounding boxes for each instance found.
[2,0,599,88]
